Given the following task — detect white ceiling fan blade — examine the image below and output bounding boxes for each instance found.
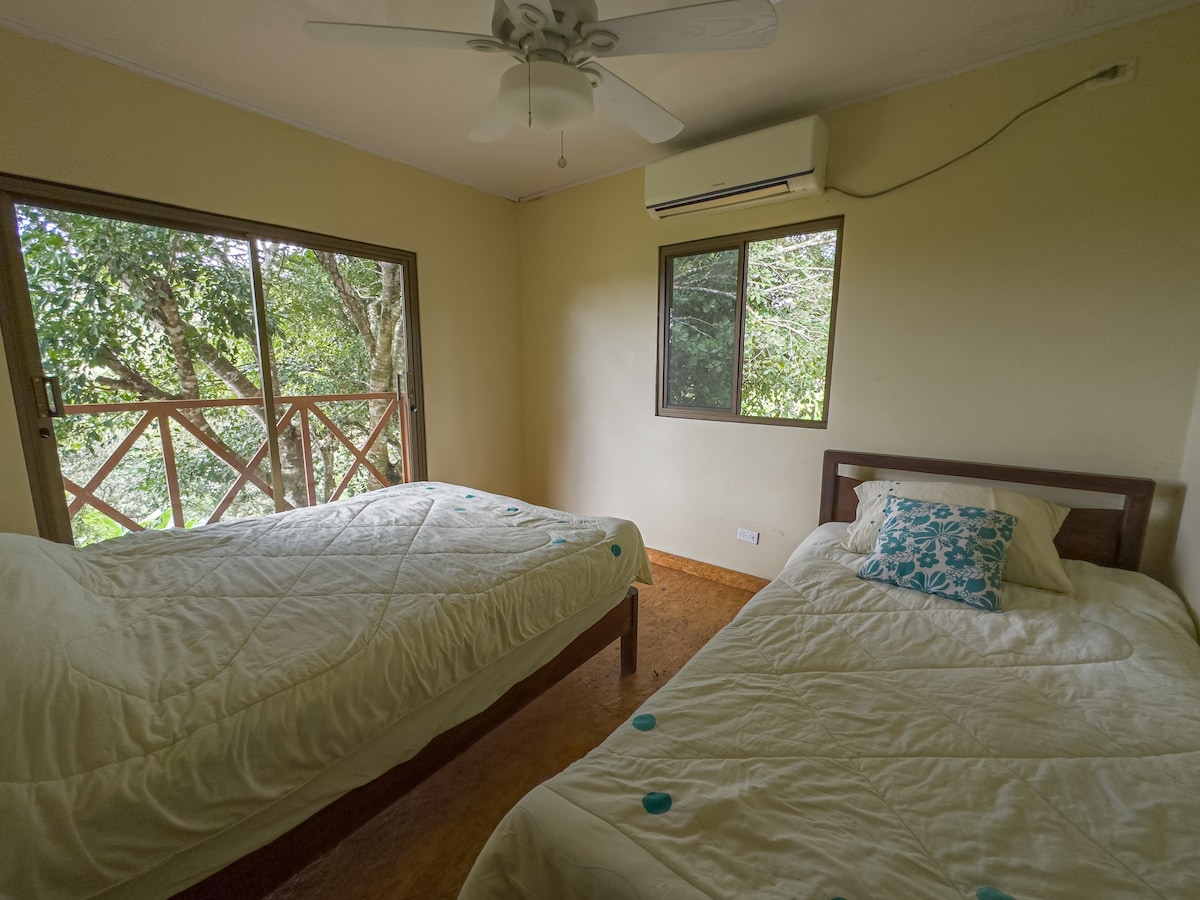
[469,94,516,143]
[583,0,777,57]
[582,64,683,144]
[304,21,495,51]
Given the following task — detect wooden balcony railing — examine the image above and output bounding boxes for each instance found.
[60,392,409,534]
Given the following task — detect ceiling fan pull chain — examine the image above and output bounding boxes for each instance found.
[558,131,568,168]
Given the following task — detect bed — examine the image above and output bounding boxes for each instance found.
[459,450,1200,899]
[0,481,651,900]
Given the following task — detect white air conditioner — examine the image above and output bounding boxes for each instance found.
[644,116,829,219]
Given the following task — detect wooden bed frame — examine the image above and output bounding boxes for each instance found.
[174,587,639,898]
[819,449,1156,570]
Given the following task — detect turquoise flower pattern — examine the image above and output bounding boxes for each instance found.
[858,496,1016,611]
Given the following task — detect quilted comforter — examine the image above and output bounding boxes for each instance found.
[0,483,650,899]
[460,522,1200,899]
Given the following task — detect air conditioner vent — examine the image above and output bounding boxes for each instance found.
[645,116,828,219]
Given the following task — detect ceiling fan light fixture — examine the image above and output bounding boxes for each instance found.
[498,60,593,130]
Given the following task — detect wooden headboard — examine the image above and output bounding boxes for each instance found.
[819,450,1155,571]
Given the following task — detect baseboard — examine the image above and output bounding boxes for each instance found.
[645,548,771,593]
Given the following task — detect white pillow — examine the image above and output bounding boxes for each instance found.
[842,480,1073,593]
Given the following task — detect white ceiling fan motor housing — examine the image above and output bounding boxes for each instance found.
[491,0,601,54]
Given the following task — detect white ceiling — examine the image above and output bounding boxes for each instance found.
[0,0,1193,201]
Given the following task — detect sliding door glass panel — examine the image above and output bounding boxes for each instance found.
[258,241,408,507]
[16,206,271,543]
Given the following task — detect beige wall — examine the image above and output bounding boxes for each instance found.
[0,26,525,533]
[0,336,39,533]
[3,12,1199,617]
[1171,367,1200,626]
[516,7,1200,609]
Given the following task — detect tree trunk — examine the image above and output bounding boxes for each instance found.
[320,440,337,503]
[315,253,406,486]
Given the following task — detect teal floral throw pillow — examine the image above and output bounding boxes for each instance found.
[858,496,1017,611]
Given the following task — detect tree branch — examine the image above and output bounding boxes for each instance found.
[314,251,376,357]
[95,346,177,400]
[135,275,201,398]
[189,335,263,400]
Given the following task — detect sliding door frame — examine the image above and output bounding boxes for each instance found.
[0,171,427,543]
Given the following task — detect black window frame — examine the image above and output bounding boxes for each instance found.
[656,215,844,428]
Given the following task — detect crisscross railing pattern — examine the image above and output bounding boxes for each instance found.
[61,392,407,533]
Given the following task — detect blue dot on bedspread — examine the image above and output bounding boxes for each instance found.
[642,792,672,815]
[611,544,622,557]
[632,714,656,731]
[977,889,1014,900]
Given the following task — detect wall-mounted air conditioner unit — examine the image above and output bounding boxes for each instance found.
[644,116,828,219]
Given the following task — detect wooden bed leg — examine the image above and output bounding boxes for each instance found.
[621,587,638,675]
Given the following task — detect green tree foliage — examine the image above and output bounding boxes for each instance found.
[259,243,407,490]
[17,207,407,544]
[740,230,836,420]
[260,243,370,397]
[19,208,259,404]
[665,248,739,409]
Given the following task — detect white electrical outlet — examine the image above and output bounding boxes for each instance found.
[736,527,759,545]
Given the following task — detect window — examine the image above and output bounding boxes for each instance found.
[657,216,843,427]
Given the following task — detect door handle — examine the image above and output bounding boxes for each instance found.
[33,375,65,418]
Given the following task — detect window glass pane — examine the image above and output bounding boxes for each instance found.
[665,248,740,410]
[259,242,408,507]
[16,206,272,544]
[740,228,838,420]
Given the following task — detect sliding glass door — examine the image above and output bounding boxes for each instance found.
[0,175,425,545]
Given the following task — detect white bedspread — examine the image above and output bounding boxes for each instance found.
[460,522,1200,900]
[0,483,650,900]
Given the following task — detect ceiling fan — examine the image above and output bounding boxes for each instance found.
[305,0,778,144]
